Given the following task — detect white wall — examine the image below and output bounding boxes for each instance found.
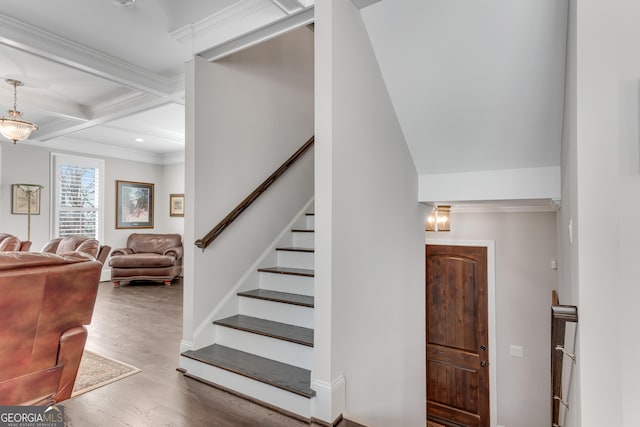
[564,1,640,426]
[315,0,427,424]
[184,26,314,348]
[428,211,558,427]
[162,162,185,236]
[0,144,50,249]
[0,142,184,265]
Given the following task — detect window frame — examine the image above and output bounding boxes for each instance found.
[51,153,105,242]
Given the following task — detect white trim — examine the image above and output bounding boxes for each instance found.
[271,0,305,15]
[198,8,314,62]
[311,375,345,423]
[180,340,194,353]
[419,166,561,203]
[425,239,498,427]
[170,0,275,44]
[50,152,105,243]
[450,200,560,214]
[0,13,173,96]
[191,198,315,347]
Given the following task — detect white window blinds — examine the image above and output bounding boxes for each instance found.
[52,154,104,240]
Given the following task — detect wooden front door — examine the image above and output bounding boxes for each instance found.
[426,245,489,427]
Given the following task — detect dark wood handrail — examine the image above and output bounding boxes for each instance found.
[195,136,315,250]
[551,291,578,427]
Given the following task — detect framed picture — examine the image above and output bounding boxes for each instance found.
[169,193,184,217]
[12,184,41,215]
[116,180,154,229]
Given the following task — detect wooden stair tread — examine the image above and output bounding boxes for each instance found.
[182,344,316,398]
[237,289,314,307]
[214,315,313,347]
[257,266,314,277]
[276,247,314,253]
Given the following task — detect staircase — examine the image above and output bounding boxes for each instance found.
[180,212,316,418]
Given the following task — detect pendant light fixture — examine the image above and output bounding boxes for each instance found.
[0,79,38,144]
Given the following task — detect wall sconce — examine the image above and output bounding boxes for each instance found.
[426,205,451,232]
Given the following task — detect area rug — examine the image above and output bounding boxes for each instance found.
[72,350,141,397]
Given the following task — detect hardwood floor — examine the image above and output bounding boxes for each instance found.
[63,278,362,427]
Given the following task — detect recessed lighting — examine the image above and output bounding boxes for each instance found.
[135,138,144,142]
[113,0,135,8]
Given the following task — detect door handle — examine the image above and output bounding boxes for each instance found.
[480,361,487,368]
[480,345,487,351]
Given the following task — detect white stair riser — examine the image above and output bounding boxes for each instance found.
[215,326,313,369]
[276,250,314,270]
[180,356,311,418]
[305,215,315,229]
[239,298,314,328]
[260,272,314,296]
[292,232,314,248]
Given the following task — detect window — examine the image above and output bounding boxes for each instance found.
[52,154,104,240]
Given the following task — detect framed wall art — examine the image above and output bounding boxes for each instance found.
[169,193,184,217]
[116,180,154,229]
[12,184,41,215]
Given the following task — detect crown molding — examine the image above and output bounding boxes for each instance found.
[271,0,305,15]
[162,150,186,165]
[0,13,173,96]
[21,136,166,165]
[170,0,313,57]
[198,7,314,62]
[450,200,560,214]
[171,0,274,44]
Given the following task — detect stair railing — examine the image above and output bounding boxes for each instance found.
[551,290,578,427]
[195,135,315,250]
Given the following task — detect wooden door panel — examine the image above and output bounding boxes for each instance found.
[426,245,489,427]
[427,360,480,414]
[428,401,481,427]
[427,255,479,352]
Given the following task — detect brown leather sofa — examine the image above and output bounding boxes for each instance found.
[41,236,111,265]
[0,252,102,405]
[0,233,32,251]
[109,233,183,287]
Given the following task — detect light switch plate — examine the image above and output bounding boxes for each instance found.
[510,345,523,358]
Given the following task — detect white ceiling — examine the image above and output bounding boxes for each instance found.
[0,0,314,164]
[361,0,568,175]
[0,0,567,177]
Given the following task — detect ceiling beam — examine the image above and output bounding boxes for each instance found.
[35,91,184,142]
[198,8,314,62]
[0,91,90,121]
[0,13,174,97]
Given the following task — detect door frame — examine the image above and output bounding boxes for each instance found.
[426,239,498,427]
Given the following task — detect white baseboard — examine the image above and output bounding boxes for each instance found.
[311,375,345,423]
[180,340,193,353]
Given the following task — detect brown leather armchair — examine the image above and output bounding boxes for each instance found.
[0,233,32,251]
[41,236,111,265]
[0,252,102,405]
[109,233,183,287]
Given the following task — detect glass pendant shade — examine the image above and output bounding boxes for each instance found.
[0,79,38,144]
[0,110,38,143]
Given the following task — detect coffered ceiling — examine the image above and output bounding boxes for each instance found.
[0,0,315,164]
